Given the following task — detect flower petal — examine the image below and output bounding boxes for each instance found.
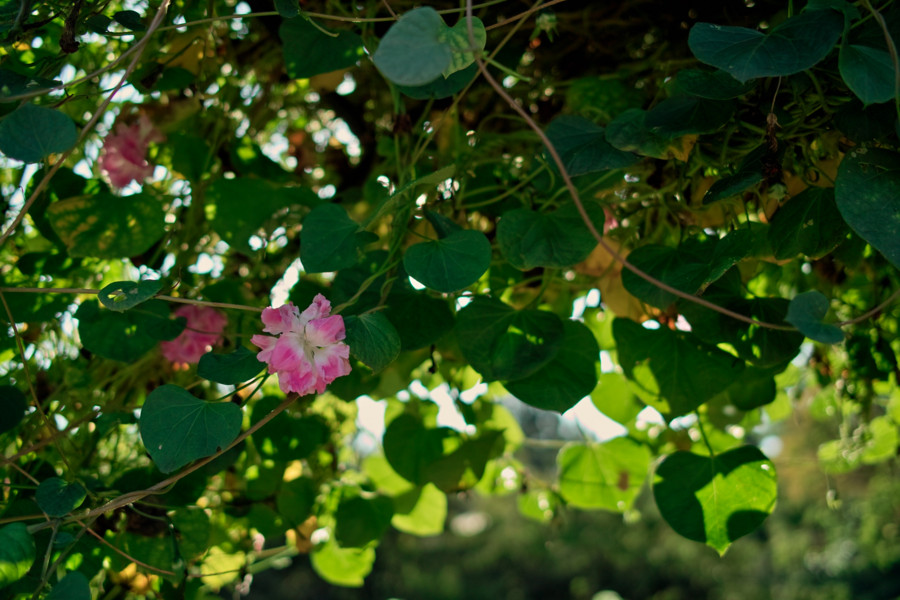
[305,315,346,347]
[261,303,302,334]
[298,294,332,326]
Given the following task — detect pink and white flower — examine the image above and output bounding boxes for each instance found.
[97,114,163,189]
[160,305,228,365]
[250,295,352,396]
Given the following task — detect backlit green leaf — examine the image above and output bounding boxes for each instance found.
[653,446,777,554]
[0,523,35,588]
[438,16,486,78]
[391,484,446,536]
[310,537,375,587]
[98,279,162,312]
[139,384,242,473]
[558,438,651,512]
[0,103,77,163]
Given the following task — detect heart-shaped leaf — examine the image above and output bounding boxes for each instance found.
[403,229,491,292]
[98,279,162,312]
[139,384,242,473]
[785,291,844,344]
[47,192,166,259]
[672,68,755,100]
[373,7,452,86]
[280,16,364,79]
[653,446,778,555]
[558,438,652,512]
[834,147,900,269]
[344,312,401,372]
[300,203,362,273]
[621,243,711,309]
[36,477,87,517]
[335,494,394,548]
[497,202,605,270]
[76,299,185,362]
[455,295,564,382]
[0,103,77,163]
[645,97,734,136]
[688,9,843,82]
[504,320,599,413]
[840,43,895,105]
[438,16,486,78]
[0,523,35,588]
[544,115,638,176]
[768,187,849,259]
[198,346,265,385]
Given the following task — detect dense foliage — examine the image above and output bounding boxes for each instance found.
[0,0,898,597]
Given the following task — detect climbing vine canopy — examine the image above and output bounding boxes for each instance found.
[1,0,899,596]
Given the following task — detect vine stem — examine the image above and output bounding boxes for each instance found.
[28,393,297,534]
[464,0,799,332]
[0,0,173,251]
[0,287,263,312]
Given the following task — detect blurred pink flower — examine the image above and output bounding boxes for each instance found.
[160,305,228,365]
[98,114,163,188]
[250,295,351,396]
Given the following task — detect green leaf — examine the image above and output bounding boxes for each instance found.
[113,10,145,31]
[47,192,166,259]
[0,103,77,163]
[384,290,454,350]
[438,16,486,78]
[0,385,27,435]
[703,145,777,204]
[344,312,401,372]
[252,397,328,462]
[76,299,185,362]
[139,384,243,473]
[671,69,755,100]
[504,320,599,413]
[383,414,450,485]
[197,346,264,385]
[591,372,643,424]
[455,296,564,382]
[310,538,375,587]
[424,431,503,492]
[605,108,688,160]
[840,44,895,105]
[275,476,317,526]
[768,187,849,259]
[207,178,297,254]
[46,571,91,600]
[834,147,900,269]
[403,229,491,292]
[688,9,843,82]
[36,477,87,517]
[391,484,446,536]
[544,115,638,176]
[558,438,652,512]
[373,7,452,86]
[614,318,746,418]
[274,0,299,18]
[280,17,364,79]
[645,97,734,136]
[300,204,362,273]
[785,291,844,344]
[715,366,778,411]
[335,494,394,547]
[0,524,35,588]
[834,101,896,143]
[621,244,710,309]
[497,202,605,270]
[396,63,476,99]
[98,279,162,312]
[653,446,778,555]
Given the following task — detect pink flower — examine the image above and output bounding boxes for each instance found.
[97,114,163,188]
[160,305,228,364]
[250,295,352,396]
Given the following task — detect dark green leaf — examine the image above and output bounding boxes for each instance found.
[139,384,243,473]
[252,397,329,461]
[835,102,897,143]
[834,147,900,269]
[716,366,778,411]
[383,414,451,484]
[85,15,111,34]
[0,70,60,103]
[207,178,296,254]
[558,438,651,512]
[47,571,91,600]
[504,321,599,413]
[614,318,746,418]
[274,0,300,18]
[497,202,604,270]
[0,103,77,163]
[621,244,710,309]
[645,97,733,136]
[606,108,685,160]
[98,279,162,312]
[403,229,491,292]
[280,17,364,79]
[197,346,264,385]
[688,10,843,82]
[703,145,781,204]
[544,115,638,175]
[344,312,401,372]
[300,203,362,273]
[653,446,778,555]
[0,385,27,435]
[768,187,849,259]
[455,296,564,382]
[76,300,184,361]
[335,494,394,548]
[47,192,166,259]
[0,524,35,588]
[424,431,502,492]
[276,476,317,526]
[396,63,476,99]
[113,10,145,31]
[384,290,454,350]
[840,44,895,105]
[36,477,87,517]
[785,291,844,344]
[373,7,451,86]
[672,69,755,100]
